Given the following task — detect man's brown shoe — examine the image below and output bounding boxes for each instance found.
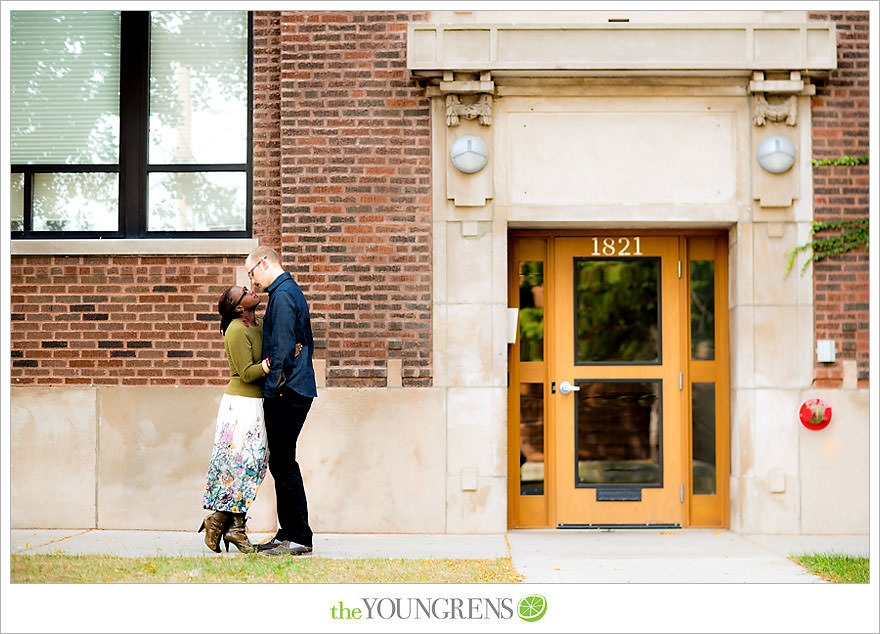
[256,537,283,552]
[259,540,313,556]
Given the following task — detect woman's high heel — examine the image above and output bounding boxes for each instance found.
[222,514,256,553]
[199,511,231,553]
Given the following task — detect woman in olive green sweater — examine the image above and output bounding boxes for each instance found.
[199,284,269,553]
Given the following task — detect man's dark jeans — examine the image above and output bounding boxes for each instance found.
[263,387,313,547]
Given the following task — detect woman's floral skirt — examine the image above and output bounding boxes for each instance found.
[203,393,268,514]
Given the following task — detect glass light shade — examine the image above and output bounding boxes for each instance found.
[757,135,796,173]
[450,135,489,173]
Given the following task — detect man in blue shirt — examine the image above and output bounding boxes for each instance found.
[246,246,318,556]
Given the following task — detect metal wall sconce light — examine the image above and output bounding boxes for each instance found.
[450,135,489,173]
[757,135,796,173]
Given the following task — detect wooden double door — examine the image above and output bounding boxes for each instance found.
[508,232,729,528]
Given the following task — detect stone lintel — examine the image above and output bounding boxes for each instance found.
[408,22,837,77]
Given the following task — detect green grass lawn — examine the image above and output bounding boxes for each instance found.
[791,553,869,583]
[11,554,524,584]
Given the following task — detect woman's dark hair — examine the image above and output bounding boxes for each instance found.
[218,286,241,335]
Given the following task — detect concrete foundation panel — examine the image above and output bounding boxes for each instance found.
[14,386,448,533]
[11,388,98,529]
[299,388,447,533]
[799,389,870,534]
[97,387,221,530]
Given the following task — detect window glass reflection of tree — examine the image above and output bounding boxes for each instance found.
[10,11,121,231]
[519,262,544,362]
[148,11,248,232]
[149,11,246,164]
[10,10,249,234]
[575,260,660,363]
[10,174,25,232]
[690,261,715,361]
[34,173,118,231]
[11,11,121,165]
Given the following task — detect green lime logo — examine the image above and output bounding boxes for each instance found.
[517,594,547,622]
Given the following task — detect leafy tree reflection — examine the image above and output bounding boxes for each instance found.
[11,11,120,231]
[148,11,247,231]
[575,260,660,363]
[11,11,247,232]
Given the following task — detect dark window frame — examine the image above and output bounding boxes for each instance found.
[11,10,253,239]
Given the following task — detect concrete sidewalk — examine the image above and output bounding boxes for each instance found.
[9,528,869,583]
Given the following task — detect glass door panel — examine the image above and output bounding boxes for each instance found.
[687,236,730,527]
[575,259,661,363]
[691,382,716,495]
[576,381,662,486]
[508,237,550,528]
[519,261,545,362]
[520,382,545,495]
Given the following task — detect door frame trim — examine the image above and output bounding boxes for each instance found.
[507,229,730,529]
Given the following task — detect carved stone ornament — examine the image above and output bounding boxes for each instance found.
[752,93,797,127]
[446,94,493,127]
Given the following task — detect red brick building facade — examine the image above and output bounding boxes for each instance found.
[11,11,868,391]
[11,11,433,389]
[10,254,240,386]
[260,11,433,387]
[8,10,871,540]
[809,11,870,388]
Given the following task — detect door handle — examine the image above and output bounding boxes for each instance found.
[558,381,580,395]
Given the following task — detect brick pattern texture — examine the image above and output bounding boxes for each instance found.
[14,12,866,390]
[268,11,433,387]
[10,11,432,389]
[10,256,238,387]
[808,11,869,388]
[253,12,283,251]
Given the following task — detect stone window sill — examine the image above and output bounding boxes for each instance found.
[11,238,259,256]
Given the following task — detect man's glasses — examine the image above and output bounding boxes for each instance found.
[247,258,263,280]
[231,287,249,310]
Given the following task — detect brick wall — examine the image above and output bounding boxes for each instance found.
[262,11,433,387]
[10,256,238,386]
[11,11,432,389]
[253,12,283,250]
[809,11,869,388]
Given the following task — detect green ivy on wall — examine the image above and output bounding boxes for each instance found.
[811,155,869,167]
[785,217,869,276]
[784,156,869,277]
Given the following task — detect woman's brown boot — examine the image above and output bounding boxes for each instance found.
[198,511,231,553]
[222,513,256,553]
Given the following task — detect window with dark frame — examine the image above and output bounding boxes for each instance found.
[10,10,252,239]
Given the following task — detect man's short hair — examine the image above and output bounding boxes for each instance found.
[247,245,281,267]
